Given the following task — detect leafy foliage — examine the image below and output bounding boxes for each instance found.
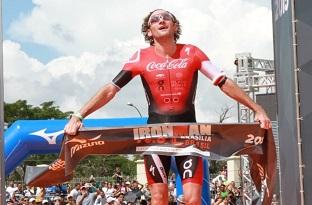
[75,155,137,178]
[209,160,227,175]
[4,100,73,126]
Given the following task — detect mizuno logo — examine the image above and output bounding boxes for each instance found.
[68,135,104,158]
[65,135,101,145]
[30,129,64,145]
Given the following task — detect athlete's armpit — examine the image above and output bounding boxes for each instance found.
[112,70,133,89]
[200,60,226,85]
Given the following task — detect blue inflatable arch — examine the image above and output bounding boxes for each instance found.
[4,118,147,175]
[4,117,210,204]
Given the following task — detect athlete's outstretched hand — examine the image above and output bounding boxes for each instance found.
[64,116,83,136]
[254,110,272,129]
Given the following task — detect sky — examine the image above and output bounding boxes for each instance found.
[3,0,274,122]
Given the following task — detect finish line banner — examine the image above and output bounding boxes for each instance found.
[25,123,276,205]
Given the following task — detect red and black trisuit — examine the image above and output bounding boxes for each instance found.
[112,44,225,185]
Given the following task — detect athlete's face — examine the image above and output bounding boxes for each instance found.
[147,10,177,41]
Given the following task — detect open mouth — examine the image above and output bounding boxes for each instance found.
[158,26,168,30]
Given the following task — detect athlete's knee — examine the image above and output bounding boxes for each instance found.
[151,191,168,205]
[184,192,201,205]
[150,184,168,205]
[183,183,202,205]
[183,195,201,205]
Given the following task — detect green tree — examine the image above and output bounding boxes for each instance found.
[4,99,73,126]
[209,160,227,176]
[4,100,34,124]
[33,101,72,119]
[75,155,136,179]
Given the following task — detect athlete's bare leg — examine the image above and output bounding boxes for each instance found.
[183,182,202,205]
[149,183,168,205]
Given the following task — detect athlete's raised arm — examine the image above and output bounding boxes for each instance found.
[64,83,119,135]
[219,78,272,129]
[199,60,271,129]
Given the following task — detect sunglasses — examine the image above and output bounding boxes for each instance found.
[148,12,173,26]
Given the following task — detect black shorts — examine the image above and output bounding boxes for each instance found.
[145,112,202,185]
[144,155,203,185]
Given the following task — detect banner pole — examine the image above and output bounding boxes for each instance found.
[290,0,304,203]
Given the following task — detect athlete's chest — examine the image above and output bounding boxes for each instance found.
[138,53,199,94]
[139,51,198,78]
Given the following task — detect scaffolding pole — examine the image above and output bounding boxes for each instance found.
[234,53,275,204]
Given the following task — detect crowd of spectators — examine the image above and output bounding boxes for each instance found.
[210,170,242,205]
[5,179,152,205]
[5,167,244,205]
[210,181,241,205]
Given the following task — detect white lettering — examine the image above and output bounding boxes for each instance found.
[245,134,264,145]
[139,128,151,139]
[274,0,289,21]
[146,59,189,71]
[70,141,105,157]
[185,47,190,56]
[134,126,173,140]
[183,159,193,179]
[189,125,200,137]
[134,128,140,140]
[199,125,211,135]
[149,165,156,176]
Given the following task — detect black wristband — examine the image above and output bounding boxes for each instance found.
[217,76,227,88]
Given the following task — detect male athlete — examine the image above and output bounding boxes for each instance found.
[65,9,271,205]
